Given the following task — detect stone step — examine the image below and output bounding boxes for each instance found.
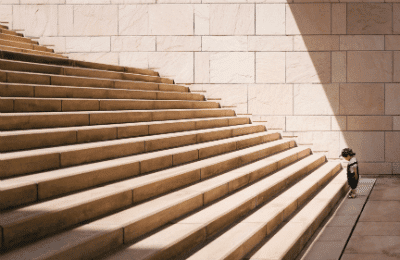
[0,24,9,30]
[0,138,292,251]
[0,83,204,101]
[101,152,323,260]
[185,162,342,260]
[0,108,234,131]
[0,38,53,52]
[247,169,348,260]
[0,49,159,77]
[0,44,64,58]
[0,130,278,210]
[0,124,265,178]
[0,59,173,84]
[0,70,187,92]
[0,28,24,37]
[0,116,244,152]
[0,144,307,258]
[0,97,219,113]
[0,32,37,44]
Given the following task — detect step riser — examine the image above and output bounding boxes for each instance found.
[0,33,35,44]
[0,98,219,113]
[0,29,22,37]
[0,139,287,250]
[0,117,246,152]
[0,109,234,131]
[0,39,52,52]
[0,45,63,58]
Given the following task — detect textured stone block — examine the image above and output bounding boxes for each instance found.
[149,52,193,83]
[385,36,400,50]
[252,116,286,130]
[68,53,119,66]
[347,52,392,83]
[395,4,400,34]
[385,132,400,163]
[39,37,66,53]
[395,117,400,130]
[149,5,193,35]
[312,131,340,159]
[209,52,254,83]
[340,132,384,162]
[195,52,210,83]
[332,116,346,131]
[286,4,331,35]
[287,116,331,131]
[111,36,155,52]
[332,51,346,83]
[13,5,57,37]
[340,36,384,51]
[294,36,339,51]
[203,84,247,114]
[286,52,331,83]
[347,4,392,34]
[248,84,293,115]
[210,4,254,35]
[385,84,400,115]
[359,163,392,175]
[156,36,200,51]
[66,0,109,3]
[119,52,149,69]
[119,5,149,35]
[332,3,346,34]
[393,52,400,83]
[66,37,110,52]
[340,83,384,115]
[58,5,73,36]
[294,84,339,115]
[202,36,247,51]
[256,4,285,35]
[256,52,285,83]
[74,5,118,36]
[248,36,293,51]
[194,4,209,35]
[348,116,392,131]
[0,5,12,29]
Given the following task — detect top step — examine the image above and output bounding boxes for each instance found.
[0,24,9,30]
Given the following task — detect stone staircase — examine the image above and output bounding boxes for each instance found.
[0,24,350,260]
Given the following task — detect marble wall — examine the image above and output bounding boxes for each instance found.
[1,0,399,175]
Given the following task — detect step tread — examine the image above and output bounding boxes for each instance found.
[0,44,64,58]
[186,162,342,260]
[0,39,52,52]
[249,169,348,260]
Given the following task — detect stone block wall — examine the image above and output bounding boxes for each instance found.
[1,0,399,175]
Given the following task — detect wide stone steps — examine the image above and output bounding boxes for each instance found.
[0,59,173,84]
[0,97,219,113]
[0,70,185,92]
[0,32,37,44]
[0,124,265,178]
[0,44,64,58]
[101,153,325,260]
[0,39,53,53]
[0,116,246,152]
[0,145,314,259]
[0,130,278,210]
[247,169,348,260]
[0,83,204,101]
[0,28,23,37]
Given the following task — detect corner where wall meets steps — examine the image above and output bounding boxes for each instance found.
[0,25,350,260]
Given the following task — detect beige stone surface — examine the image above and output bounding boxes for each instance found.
[13,5,57,37]
[256,52,285,83]
[340,36,384,51]
[393,52,400,82]
[294,36,339,51]
[347,116,392,131]
[248,84,292,115]
[286,4,331,35]
[149,52,193,83]
[202,36,247,52]
[118,5,148,35]
[209,52,254,83]
[194,4,209,35]
[73,5,118,36]
[195,52,210,83]
[295,131,340,158]
[111,36,155,52]
[66,0,111,3]
[347,51,392,83]
[385,132,400,163]
[118,52,148,69]
[358,163,392,175]
[248,36,293,51]
[252,116,286,130]
[347,3,392,34]
[287,116,331,131]
[395,117,400,131]
[256,4,285,35]
[340,131,384,162]
[0,6,12,28]
[394,163,400,174]
[332,51,346,83]
[286,52,331,83]
[157,36,201,52]
[395,4,400,34]
[58,5,73,36]
[385,36,400,50]
[346,235,400,255]
[339,83,384,115]
[66,37,110,53]
[294,84,339,115]
[332,3,346,34]
[39,37,66,53]
[68,53,119,66]
[209,4,254,35]
[149,5,193,35]
[332,116,346,130]
[202,85,247,114]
